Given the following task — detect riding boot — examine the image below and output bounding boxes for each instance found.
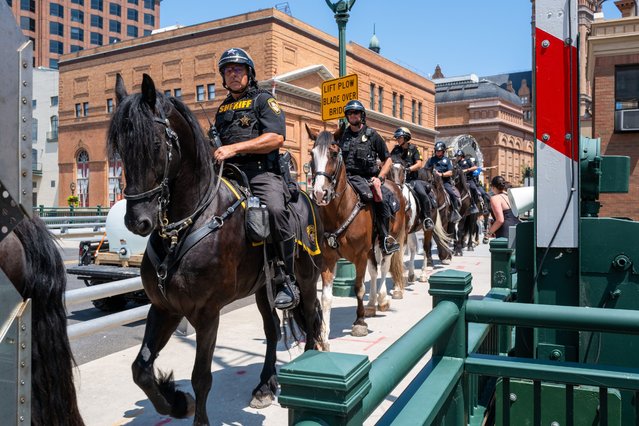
[273,236,300,310]
[451,198,462,223]
[379,215,400,255]
[419,195,434,231]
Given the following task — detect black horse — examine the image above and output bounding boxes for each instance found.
[108,73,323,425]
[0,216,84,426]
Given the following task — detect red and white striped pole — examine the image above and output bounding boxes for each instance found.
[534,0,579,249]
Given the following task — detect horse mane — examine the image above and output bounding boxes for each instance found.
[107,92,211,184]
[13,217,84,426]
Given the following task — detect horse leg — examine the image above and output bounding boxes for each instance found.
[407,232,417,283]
[390,247,404,300]
[132,306,192,419]
[379,253,395,306]
[365,253,380,317]
[352,258,369,337]
[250,287,280,409]
[319,256,338,351]
[420,230,434,282]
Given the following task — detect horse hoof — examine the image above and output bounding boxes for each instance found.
[250,394,274,409]
[392,290,403,300]
[408,273,415,283]
[441,258,451,265]
[351,325,368,337]
[419,274,428,282]
[316,341,330,351]
[364,305,377,317]
[379,299,392,310]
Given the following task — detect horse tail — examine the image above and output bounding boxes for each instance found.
[432,212,454,259]
[390,214,407,291]
[13,216,85,426]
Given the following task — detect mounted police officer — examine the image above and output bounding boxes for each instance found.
[426,141,462,223]
[390,127,434,231]
[455,150,489,214]
[338,100,400,255]
[213,47,297,310]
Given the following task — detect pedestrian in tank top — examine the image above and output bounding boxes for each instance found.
[486,176,521,239]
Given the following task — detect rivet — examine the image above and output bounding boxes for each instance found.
[19,416,24,422]
[22,97,27,104]
[22,61,27,68]
[20,361,25,367]
[22,190,27,195]
[542,133,550,141]
[565,37,572,45]
[22,116,26,122]
[21,342,26,349]
[22,80,28,86]
[20,380,25,385]
[509,392,517,402]
[21,153,27,158]
[541,40,550,48]
[565,133,572,140]
[20,397,25,404]
[22,135,27,141]
[21,324,26,330]
[551,422,560,426]
[22,171,27,177]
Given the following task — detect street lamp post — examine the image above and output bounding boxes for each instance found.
[325,0,357,77]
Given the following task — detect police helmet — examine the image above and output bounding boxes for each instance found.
[434,141,446,152]
[455,149,465,157]
[218,48,256,86]
[344,100,366,122]
[394,127,411,142]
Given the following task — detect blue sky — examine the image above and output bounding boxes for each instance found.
[159,1,623,79]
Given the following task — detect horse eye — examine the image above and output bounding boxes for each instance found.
[330,151,338,159]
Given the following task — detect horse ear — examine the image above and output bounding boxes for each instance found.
[333,121,346,142]
[305,123,317,141]
[141,73,157,109]
[115,73,128,103]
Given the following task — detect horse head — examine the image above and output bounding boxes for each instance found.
[306,123,343,206]
[390,162,406,186]
[108,73,209,236]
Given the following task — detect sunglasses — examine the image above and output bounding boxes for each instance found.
[345,110,361,115]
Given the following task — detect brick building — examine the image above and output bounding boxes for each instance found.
[5,0,160,69]
[433,74,534,186]
[587,0,639,219]
[57,8,437,207]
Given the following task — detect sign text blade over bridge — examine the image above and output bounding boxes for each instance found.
[321,74,358,121]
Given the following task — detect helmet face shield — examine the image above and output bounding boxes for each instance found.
[394,127,411,142]
[344,100,366,123]
[218,48,256,87]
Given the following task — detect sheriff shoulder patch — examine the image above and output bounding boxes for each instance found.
[267,98,281,115]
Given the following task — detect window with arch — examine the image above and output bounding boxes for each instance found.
[108,152,123,206]
[76,149,90,207]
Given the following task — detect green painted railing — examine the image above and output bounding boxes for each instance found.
[33,205,109,217]
[280,244,639,425]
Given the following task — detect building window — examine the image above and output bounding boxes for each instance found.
[49,40,63,54]
[369,83,375,111]
[127,8,138,21]
[108,153,123,206]
[207,83,215,100]
[51,180,56,188]
[90,32,103,45]
[20,0,35,13]
[50,3,64,18]
[48,115,59,141]
[144,13,154,26]
[71,9,84,23]
[128,0,138,4]
[50,21,64,36]
[71,27,84,41]
[109,2,121,16]
[106,98,114,113]
[71,0,84,5]
[174,88,182,99]
[378,86,383,112]
[399,95,404,119]
[49,59,58,69]
[143,29,152,36]
[196,85,205,101]
[143,0,154,10]
[411,99,416,123]
[50,96,58,107]
[109,36,120,44]
[31,118,37,141]
[70,45,83,52]
[20,16,35,31]
[90,0,103,11]
[32,99,36,109]
[109,19,121,33]
[90,14,103,28]
[76,150,90,207]
[392,92,397,117]
[164,89,171,97]
[126,25,138,37]
[75,103,81,117]
[82,102,89,116]
[615,65,639,132]
[6,0,12,6]
[418,102,423,126]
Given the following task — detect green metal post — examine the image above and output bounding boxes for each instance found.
[428,270,472,425]
[325,0,356,78]
[489,238,514,290]
[332,258,355,297]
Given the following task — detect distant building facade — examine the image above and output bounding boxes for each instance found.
[57,8,438,207]
[5,0,160,69]
[32,67,60,207]
[587,0,639,219]
[434,73,534,186]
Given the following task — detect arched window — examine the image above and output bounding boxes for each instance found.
[108,152,123,206]
[76,150,90,207]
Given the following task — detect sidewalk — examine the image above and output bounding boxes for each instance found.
[75,239,494,426]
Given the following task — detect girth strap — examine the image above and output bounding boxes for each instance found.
[324,200,365,249]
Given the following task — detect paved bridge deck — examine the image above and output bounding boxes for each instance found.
[74,241,493,426]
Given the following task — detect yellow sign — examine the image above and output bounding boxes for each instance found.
[321,74,359,121]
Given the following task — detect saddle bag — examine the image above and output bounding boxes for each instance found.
[245,196,270,243]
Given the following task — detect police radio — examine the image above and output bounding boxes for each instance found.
[208,126,222,149]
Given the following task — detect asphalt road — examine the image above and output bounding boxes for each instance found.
[60,244,254,366]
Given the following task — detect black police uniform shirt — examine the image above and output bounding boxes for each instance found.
[339,125,389,178]
[426,155,453,181]
[391,143,422,181]
[458,158,477,180]
[214,88,285,168]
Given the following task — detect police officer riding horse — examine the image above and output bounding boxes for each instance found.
[426,141,462,223]
[390,127,435,231]
[455,149,489,215]
[213,47,298,309]
[338,100,400,255]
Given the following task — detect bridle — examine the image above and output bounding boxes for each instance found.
[311,145,344,203]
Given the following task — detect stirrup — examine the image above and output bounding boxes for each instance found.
[274,277,300,310]
[469,204,479,214]
[382,236,400,255]
[422,217,434,231]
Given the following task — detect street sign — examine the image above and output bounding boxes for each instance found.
[321,74,358,121]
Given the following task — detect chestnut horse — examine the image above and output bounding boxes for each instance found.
[0,216,84,426]
[307,126,405,344]
[452,165,479,255]
[109,74,323,425]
